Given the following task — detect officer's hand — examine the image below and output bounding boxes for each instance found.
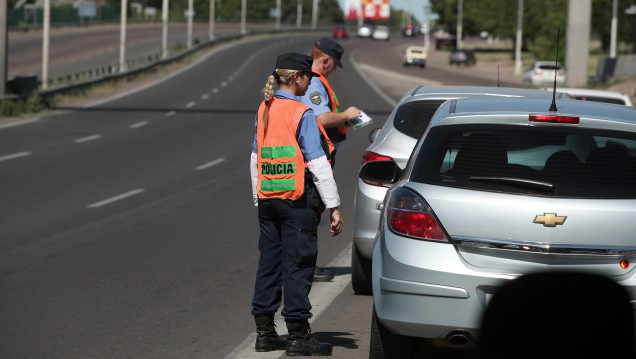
[342,106,362,121]
[330,208,343,236]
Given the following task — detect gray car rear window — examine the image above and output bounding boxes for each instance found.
[393,100,447,139]
[410,124,636,198]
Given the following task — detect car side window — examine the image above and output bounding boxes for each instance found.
[393,100,446,139]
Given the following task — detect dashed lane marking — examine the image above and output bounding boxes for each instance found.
[86,188,145,208]
[0,151,31,162]
[74,135,102,143]
[195,158,226,171]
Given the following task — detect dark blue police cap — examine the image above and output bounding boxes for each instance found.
[315,37,344,68]
[275,52,321,77]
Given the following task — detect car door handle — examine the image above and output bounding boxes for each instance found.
[376,203,384,211]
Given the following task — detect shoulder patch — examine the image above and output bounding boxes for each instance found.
[310,92,322,105]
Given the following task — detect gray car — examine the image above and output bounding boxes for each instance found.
[351,86,571,294]
[365,96,636,357]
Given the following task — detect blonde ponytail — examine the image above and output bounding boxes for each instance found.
[261,69,298,131]
[262,73,276,131]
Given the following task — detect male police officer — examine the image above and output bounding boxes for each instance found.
[298,37,362,282]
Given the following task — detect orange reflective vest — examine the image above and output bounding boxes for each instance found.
[317,74,347,143]
[256,98,309,201]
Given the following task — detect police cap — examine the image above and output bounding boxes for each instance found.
[315,37,344,68]
[275,52,321,77]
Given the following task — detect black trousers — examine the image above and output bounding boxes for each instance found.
[251,193,320,320]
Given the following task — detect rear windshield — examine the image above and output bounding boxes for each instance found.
[538,65,560,70]
[393,100,446,139]
[410,124,636,198]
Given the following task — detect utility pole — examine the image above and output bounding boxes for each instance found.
[610,0,617,58]
[240,0,246,35]
[187,0,193,48]
[565,0,591,87]
[1,0,8,95]
[209,0,215,40]
[276,0,281,30]
[119,0,128,72]
[514,0,523,75]
[42,0,50,89]
[456,0,463,49]
[311,0,319,30]
[296,0,302,28]
[162,0,169,58]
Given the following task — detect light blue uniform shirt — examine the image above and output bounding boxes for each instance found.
[252,90,326,162]
[297,77,331,117]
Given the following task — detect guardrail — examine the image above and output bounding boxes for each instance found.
[2,26,315,102]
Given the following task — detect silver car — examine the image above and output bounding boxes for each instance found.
[351,86,570,294]
[366,96,636,357]
[523,61,566,86]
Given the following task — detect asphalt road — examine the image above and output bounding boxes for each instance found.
[1,31,511,358]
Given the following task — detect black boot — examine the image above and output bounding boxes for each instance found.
[255,315,288,352]
[285,319,332,356]
[313,267,334,282]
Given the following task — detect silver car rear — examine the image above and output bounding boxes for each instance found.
[370,97,636,357]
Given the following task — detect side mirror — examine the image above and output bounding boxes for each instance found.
[359,161,402,187]
[369,128,381,143]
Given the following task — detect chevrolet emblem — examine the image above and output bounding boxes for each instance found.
[533,213,567,227]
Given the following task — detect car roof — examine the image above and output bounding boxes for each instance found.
[431,97,636,129]
[401,86,571,101]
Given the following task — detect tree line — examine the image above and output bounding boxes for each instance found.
[430,0,635,59]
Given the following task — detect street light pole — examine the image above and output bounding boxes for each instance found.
[162,0,169,59]
[311,0,318,30]
[240,0,246,35]
[456,0,463,49]
[0,0,8,95]
[514,0,523,75]
[610,0,617,58]
[187,0,193,48]
[119,0,127,73]
[42,0,50,89]
[209,0,215,40]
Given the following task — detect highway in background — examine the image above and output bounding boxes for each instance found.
[1,30,504,358]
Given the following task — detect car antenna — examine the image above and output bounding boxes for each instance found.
[549,27,561,112]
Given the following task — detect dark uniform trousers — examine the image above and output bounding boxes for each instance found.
[251,188,320,321]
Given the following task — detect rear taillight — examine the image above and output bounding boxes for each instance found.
[530,114,580,124]
[534,69,543,75]
[386,187,447,241]
[362,151,393,164]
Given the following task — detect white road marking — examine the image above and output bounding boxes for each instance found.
[225,244,353,358]
[186,101,196,108]
[165,111,176,117]
[212,88,219,94]
[0,151,31,162]
[74,134,101,143]
[0,118,40,130]
[220,81,228,87]
[201,93,210,100]
[86,188,145,208]
[195,158,225,170]
[130,121,149,128]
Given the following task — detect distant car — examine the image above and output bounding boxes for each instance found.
[351,86,572,295]
[402,24,417,37]
[403,46,427,68]
[357,24,374,38]
[524,61,566,86]
[449,49,476,66]
[554,87,633,107]
[368,96,636,357]
[372,25,390,41]
[332,25,348,39]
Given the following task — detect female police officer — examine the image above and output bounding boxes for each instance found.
[249,52,343,356]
